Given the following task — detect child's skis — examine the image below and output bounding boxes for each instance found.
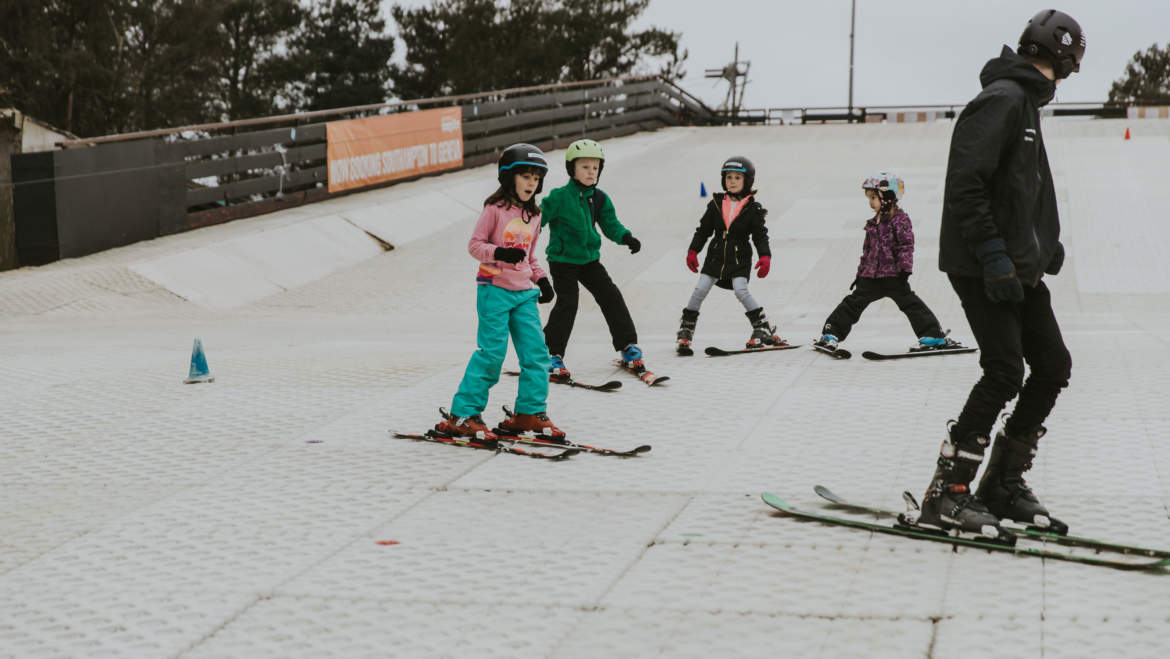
[504,370,622,392]
[612,359,669,386]
[704,343,801,357]
[861,346,977,360]
[389,430,579,460]
[496,406,651,457]
[813,343,851,359]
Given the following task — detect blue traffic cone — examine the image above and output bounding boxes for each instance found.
[700,182,707,197]
[184,338,215,384]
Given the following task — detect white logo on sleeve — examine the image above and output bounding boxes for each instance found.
[1024,128,1036,143]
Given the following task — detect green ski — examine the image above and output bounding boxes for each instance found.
[762,492,1170,571]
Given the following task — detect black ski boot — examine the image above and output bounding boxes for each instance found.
[745,307,784,349]
[916,423,1015,542]
[976,424,1067,534]
[677,308,698,356]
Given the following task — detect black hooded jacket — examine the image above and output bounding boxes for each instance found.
[939,46,1060,286]
[688,192,770,288]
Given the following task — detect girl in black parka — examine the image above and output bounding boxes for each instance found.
[676,156,785,354]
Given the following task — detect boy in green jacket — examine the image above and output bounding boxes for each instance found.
[541,138,643,379]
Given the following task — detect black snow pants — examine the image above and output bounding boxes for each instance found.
[949,275,1072,438]
[822,276,944,341]
[543,260,637,356]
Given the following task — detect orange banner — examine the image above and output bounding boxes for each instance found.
[326,106,463,193]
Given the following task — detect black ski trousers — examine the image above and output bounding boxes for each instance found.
[949,275,1071,438]
[543,260,637,356]
[822,276,943,341]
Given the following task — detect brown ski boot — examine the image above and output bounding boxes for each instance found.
[496,409,567,442]
[435,412,498,443]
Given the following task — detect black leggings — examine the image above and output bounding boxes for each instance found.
[543,260,637,356]
[949,275,1072,437]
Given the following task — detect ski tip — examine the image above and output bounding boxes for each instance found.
[812,485,843,503]
[703,346,726,356]
[760,491,789,507]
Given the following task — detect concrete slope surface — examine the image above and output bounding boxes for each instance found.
[2,120,1169,658]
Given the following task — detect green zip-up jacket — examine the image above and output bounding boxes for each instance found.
[540,179,631,265]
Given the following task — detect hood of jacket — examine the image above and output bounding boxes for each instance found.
[979,45,1057,107]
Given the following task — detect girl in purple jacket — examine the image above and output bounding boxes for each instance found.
[815,172,955,350]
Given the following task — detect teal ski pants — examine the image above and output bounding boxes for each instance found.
[451,285,552,418]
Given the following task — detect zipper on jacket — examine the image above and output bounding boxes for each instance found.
[720,230,729,280]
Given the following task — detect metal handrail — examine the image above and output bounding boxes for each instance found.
[58,74,663,147]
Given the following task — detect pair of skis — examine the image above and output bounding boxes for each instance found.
[505,360,670,390]
[814,343,977,360]
[762,486,1170,570]
[504,370,622,392]
[390,408,651,459]
[703,343,802,357]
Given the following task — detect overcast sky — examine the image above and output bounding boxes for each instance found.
[383,1,1167,109]
[631,1,1168,109]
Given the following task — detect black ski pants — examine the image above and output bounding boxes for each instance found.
[822,276,943,341]
[949,275,1071,438]
[543,260,637,356]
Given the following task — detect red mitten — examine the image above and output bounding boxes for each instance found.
[686,250,700,273]
[754,255,771,278]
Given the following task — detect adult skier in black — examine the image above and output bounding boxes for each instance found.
[918,9,1085,539]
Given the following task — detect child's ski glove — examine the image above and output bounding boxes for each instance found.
[537,277,555,304]
[494,247,526,264]
[975,238,1024,303]
[622,234,641,254]
[754,255,771,278]
[686,250,700,273]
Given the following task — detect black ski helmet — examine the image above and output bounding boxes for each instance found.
[1018,9,1085,80]
[720,156,755,192]
[498,143,550,194]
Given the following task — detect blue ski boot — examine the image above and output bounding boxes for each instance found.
[548,354,570,381]
[619,344,644,369]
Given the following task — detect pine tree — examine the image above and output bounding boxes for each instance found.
[287,0,395,111]
[1108,43,1170,104]
[390,0,685,100]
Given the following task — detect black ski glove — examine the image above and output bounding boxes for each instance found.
[622,234,641,254]
[494,246,526,264]
[1046,241,1065,275]
[536,277,554,304]
[975,238,1024,303]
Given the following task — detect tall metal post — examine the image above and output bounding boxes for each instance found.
[848,0,856,122]
[731,42,740,114]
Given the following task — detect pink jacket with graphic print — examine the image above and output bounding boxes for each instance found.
[856,209,915,278]
[468,201,548,291]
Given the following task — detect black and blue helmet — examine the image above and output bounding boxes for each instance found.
[720,156,755,192]
[498,143,550,193]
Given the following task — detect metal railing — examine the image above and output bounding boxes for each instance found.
[708,100,1137,125]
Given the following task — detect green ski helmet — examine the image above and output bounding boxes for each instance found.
[565,138,605,180]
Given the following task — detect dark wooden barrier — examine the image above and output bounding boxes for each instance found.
[11,76,713,264]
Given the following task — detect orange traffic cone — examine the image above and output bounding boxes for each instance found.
[1124,127,1131,140]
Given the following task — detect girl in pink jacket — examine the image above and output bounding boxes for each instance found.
[435,143,566,442]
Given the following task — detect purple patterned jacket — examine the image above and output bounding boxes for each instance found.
[856,209,915,278]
